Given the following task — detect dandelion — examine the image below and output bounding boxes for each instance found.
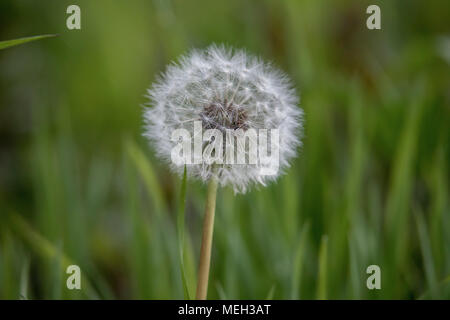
[143,44,303,299]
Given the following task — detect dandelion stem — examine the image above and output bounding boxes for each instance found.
[196,175,218,300]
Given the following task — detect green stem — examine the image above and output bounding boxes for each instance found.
[195,176,218,300]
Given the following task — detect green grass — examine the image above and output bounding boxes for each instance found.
[0,0,449,299]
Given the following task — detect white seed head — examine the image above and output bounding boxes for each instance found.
[143,44,303,193]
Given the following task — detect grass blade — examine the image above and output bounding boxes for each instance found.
[415,210,439,299]
[177,166,191,299]
[126,139,167,216]
[19,257,30,300]
[265,284,276,300]
[317,235,328,300]
[216,282,227,300]
[0,34,57,50]
[291,223,309,299]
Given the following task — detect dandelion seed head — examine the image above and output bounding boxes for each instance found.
[143,44,303,193]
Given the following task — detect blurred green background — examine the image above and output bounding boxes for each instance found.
[0,0,449,299]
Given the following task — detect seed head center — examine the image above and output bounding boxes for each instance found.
[200,99,249,132]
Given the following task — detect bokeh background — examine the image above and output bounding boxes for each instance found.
[0,0,449,299]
